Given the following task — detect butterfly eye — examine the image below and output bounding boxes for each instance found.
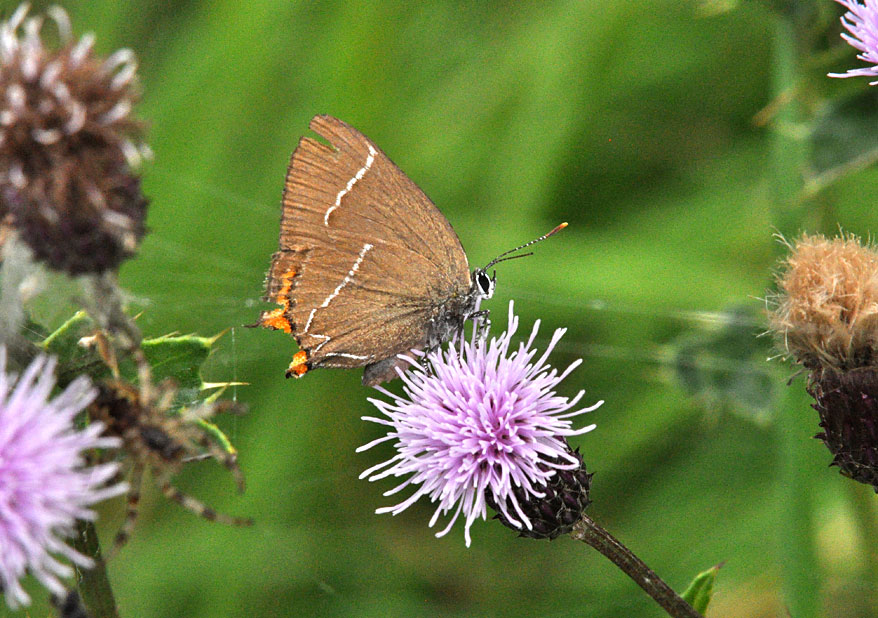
[477,271,493,298]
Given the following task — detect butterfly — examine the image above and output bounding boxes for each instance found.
[257,115,564,385]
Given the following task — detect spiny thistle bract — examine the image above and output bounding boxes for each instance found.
[486,446,593,540]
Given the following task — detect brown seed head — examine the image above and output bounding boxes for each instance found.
[769,233,878,371]
[0,4,148,274]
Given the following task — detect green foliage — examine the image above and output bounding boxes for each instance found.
[681,564,721,614]
[809,89,878,195]
[41,311,216,401]
[8,0,878,616]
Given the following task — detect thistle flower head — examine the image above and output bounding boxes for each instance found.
[0,349,125,609]
[829,1,878,84]
[0,3,148,274]
[770,233,878,491]
[358,302,601,547]
[768,233,878,371]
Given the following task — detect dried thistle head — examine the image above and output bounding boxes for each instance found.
[0,4,149,275]
[770,233,878,491]
[769,233,878,372]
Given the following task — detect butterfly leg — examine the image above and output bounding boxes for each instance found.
[470,310,491,339]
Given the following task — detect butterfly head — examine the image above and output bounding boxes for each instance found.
[472,268,496,300]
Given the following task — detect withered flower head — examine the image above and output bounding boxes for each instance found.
[769,233,878,371]
[770,233,878,490]
[0,4,149,275]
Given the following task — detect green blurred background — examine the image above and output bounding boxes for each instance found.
[8,0,878,616]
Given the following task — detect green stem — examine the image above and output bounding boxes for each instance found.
[80,271,153,400]
[776,383,821,618]
[768,9,822,240]
[0,236,39,366]
[769,13,821,618]
[71,519,120,618]
[846,481,878,611]
[570,515,702,618]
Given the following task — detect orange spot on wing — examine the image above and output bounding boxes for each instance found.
[258,268,297,333]
[260,308,292,333]
[285,351,309,378]
[274,268,296,305]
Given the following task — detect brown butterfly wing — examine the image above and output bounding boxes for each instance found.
[259,115,472,383]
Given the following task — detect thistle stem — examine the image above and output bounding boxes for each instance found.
[845,482,878,613]
[570,514,701,618]
[0,236,39,365]
[80,271,153,399]
[768,11,822,618]
[71,519,119,618]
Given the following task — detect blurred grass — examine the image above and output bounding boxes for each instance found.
[7,0,878,616]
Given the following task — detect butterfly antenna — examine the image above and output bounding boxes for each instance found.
[483,222,567,270]
[489,252,533,267]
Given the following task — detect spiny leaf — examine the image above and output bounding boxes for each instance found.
[137,333,215,402]
[40,312,220,402]
[40,312,242,457]
[41,311,107,386]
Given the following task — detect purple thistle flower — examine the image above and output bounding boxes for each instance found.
[0,349,125,609]
[830,0,878,84]
[358,302,602,547]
